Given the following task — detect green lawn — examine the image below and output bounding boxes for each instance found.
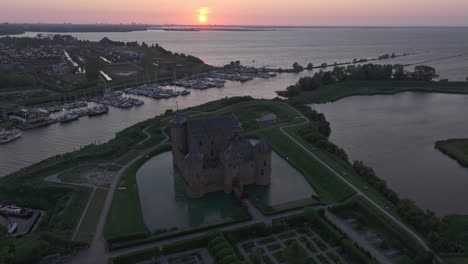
[256,128,355,203]
[104,157,151,243]
[74,188,109,243]
[293,80,468,104]
[435,138,468,168]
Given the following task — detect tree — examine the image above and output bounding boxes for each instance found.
[321,71,336,85]
[393,64,407,80]
[307,63,314,70]
[413,65,438,81]
[293,62,304,72]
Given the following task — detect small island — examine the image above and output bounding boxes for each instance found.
[435,139,468,168]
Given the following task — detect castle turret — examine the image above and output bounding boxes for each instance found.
[221,133,247,194]
[184,143,205,198]
[255,138,272,185]
[171,111,187,166]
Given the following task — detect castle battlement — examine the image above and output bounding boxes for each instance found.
[170,112,272,198]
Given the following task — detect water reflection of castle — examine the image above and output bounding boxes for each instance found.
[171,112,272,198]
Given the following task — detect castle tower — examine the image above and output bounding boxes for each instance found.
[184,143,205,198]
[255,138,272,186]
[221,136,245,194]
[170,111,187,167]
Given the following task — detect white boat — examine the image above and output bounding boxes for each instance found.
[0,129,22,144]
[59,113,80,124]
[8,223,17,234]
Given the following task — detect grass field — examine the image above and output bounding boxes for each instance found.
[74,188,109,243]
[293,80,468,104]
[257,128,355,203]
[435,138,468,168]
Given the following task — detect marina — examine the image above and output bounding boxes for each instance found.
[125,85,182,99]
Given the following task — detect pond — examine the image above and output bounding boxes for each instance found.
[313,92,468,216]
[136,150,316,232]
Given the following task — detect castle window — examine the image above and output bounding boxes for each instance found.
[199,140,203,147]
[261,169,264,176]
[264,160,267,166]
[211,149,214,156]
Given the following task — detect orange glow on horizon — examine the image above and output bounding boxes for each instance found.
[2,0,468,26]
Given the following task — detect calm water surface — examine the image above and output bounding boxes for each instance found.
[313,92,468,216]
[137,150,315,231]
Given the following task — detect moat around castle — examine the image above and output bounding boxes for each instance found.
[136,150,316,232]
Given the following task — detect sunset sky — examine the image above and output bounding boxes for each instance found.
[2,0,468,26]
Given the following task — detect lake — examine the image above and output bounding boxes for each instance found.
[313,92,468,216]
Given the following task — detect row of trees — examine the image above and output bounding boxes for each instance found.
[352,161,464,253]
[278,64,438,97]
[290,101,349,161]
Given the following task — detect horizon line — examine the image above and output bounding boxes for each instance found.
[2,22,468,28]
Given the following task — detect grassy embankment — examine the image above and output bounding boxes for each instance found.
[292,80,468,104]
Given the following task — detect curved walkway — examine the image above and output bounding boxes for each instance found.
[68,127,170,264]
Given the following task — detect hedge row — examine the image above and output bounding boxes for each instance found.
[207,231,243,264]
[108,247,161,264]
[161,236,208,255]
[108,211,251,250]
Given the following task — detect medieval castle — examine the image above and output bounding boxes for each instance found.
[171,112,272,198]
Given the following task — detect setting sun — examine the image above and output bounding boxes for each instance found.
[199,15,207,23]
[197,7,210,24]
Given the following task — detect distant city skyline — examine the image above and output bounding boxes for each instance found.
[2,0,468,26]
